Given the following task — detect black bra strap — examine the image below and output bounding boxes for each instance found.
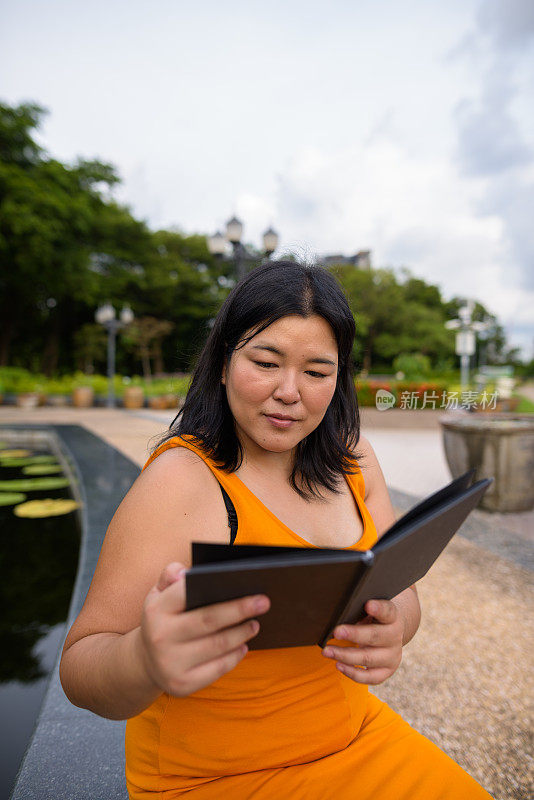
[219,484,238,545]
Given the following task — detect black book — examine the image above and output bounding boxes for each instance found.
[185,469,491,649]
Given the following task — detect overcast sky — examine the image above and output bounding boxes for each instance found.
[2,0,533,357]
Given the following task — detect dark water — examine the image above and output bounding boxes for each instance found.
[0,449,80,799]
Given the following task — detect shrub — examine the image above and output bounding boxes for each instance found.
[0,367,46,393]
[392,352,432,380]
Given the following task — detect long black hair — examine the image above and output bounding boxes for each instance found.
[157,259,362,500]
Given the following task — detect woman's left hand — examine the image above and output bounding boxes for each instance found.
[322,598,405,685]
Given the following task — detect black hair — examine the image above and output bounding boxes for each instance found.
[157,259,362,500]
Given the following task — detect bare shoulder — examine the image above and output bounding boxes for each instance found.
[64,444,229,645]
[353,434,396,538]
[113,445,225,545]
[139,444,222,498]
[353,435,382,497]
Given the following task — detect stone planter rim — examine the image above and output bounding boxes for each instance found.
[439,412,534,434]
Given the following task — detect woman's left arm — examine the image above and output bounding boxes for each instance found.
[322,436,421,685]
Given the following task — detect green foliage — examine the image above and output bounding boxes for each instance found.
[0,455,57,467]
[122,316,174,380]
[0,367,46,393]
[0,477,70,491]
[392,352,432,379]
[515,397,534,413]
[0,99,526,377]
[0,492,27,506]
[73,324,107,373]
[22,464,63,475]
[14,498,79,517]
[0,101,45,165]
[332,264,454,372]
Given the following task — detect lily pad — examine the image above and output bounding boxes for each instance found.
[14,498,80,518]
[0,492,27,506]
[22,464,63,476]
[0,477,69,491]
[0,455,57,467]
[0,449,33,458]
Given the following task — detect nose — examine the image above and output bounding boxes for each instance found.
[272,370,301,404]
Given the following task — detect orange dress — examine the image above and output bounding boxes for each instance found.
[125,436,492,799]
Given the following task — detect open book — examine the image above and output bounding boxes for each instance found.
[185,470,491,649]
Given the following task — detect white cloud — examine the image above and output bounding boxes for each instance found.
[265,135,533,356]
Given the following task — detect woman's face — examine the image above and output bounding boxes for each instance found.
[221,314,339,457]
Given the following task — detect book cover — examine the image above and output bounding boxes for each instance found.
[185,470,491,649]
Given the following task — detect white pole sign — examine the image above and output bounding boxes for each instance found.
[456,330,476,356]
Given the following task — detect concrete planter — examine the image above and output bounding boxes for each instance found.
[123,386,144,409]
[148,395,168,410]
[72,386,94,408]
[16,392,40,408]
[47,395,69,407]
[440,414,534,512]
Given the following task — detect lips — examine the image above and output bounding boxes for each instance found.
[264,413,301,429]
[265,414,298,421]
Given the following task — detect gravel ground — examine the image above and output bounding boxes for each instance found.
[372,531,533,800]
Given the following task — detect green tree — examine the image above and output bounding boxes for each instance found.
[122,317,174,380]
[332,264,454,372]
[73,323,108,374]
[0,101,152,373]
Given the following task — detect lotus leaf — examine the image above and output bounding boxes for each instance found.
[0,477,69,491]
[0,449,33,458]
[0,492,27,506]
[22,464,63,476]
[0,455,57,467]
[14,499,80,518]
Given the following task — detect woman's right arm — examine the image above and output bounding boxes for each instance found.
[59,448,269,720]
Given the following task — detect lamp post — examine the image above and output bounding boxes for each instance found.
[207,216,279,282]
[95,302,134,407]
[445,300,489,393]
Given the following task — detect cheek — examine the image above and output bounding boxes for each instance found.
[228,364,271,405]
[307,380,337,413]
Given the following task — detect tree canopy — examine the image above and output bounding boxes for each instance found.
[0,99,519,377]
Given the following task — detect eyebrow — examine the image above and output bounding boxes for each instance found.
[251,344,337,367]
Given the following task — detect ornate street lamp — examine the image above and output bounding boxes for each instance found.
[95,303,134,408]
[207,216,279,282]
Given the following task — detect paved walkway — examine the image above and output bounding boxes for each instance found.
[1,405,533,799]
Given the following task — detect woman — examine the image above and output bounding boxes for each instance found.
[60,260,492,799]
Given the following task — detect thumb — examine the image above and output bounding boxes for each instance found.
[154,562,188,614]
[156,561,187,592]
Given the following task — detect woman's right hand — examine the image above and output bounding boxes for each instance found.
[138,562,270,698]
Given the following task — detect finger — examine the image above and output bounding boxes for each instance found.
[335,663,393,686]
[323,646,393,671]
[156,562,187,592]
[176,593,270,641]
[364,599,398,624]
[178,643,250,694]
[333,622,391,648]
[338,623,398,648]
[183,618,261,669]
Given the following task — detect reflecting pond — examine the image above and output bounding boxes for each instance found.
[0,442,80,798]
